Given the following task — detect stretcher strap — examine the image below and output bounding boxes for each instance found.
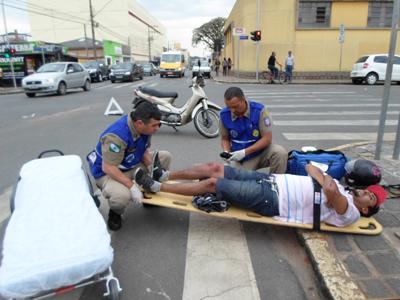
[312,178,322,230]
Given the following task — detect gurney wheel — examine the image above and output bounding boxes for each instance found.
[108,279,120,300]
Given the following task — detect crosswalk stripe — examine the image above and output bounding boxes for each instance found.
[272,111,399,116]
[182,214,260,300]
[265,103,400,108]
[244,91,356,95]
[274,120,398,126]
[251,96,380,101]
[283,132,395,141]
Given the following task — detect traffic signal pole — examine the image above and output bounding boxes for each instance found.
[255,0,260,81]
[1,0,17,88]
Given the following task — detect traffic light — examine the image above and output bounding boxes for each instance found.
[9,48,16,56]
[4,47,10,58]
[250,30,262,41]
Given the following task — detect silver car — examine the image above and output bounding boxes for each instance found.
[22,62,91,97]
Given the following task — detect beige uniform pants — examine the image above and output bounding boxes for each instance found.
[96,150,172,214]
[231,144,287,173]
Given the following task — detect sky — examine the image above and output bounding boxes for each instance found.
[0,0,236,57]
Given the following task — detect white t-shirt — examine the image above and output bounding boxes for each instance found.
[273,174,360,227]
[285,55,294,66]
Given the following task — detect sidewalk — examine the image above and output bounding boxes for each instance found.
[0,87,23,95]
[212,74,352,85]
[299,142,400,300]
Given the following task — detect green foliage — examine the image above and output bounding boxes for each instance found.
[192,17,225,53]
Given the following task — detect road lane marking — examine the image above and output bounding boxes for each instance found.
[182,214,260,300]
[283,132,395,141]
[94,85,111,90]
[113,83,132,89]
[274,120,398,126]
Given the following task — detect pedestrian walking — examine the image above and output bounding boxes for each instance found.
[227,57,232,76]
[285,51,294,83]
[222,58,228,76]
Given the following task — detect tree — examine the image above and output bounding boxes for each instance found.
[192,17,225,55]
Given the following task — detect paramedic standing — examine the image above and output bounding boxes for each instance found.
[87,101,171,231]
[219,86,287,173]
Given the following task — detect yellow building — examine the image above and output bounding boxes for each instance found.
[223,0,399,76]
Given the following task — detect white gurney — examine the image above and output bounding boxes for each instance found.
[0,152,121,299]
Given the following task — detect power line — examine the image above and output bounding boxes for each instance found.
[94,0,115,17]
[9,0,89,24]
[3,2,88,25]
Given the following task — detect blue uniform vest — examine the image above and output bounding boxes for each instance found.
[220,101,264,162]
[87,115,149,178]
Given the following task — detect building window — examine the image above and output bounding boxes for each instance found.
[298,1,332,28]
[368,1,393,28]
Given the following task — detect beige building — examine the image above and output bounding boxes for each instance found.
[27,0,166,62]
[224,0,400,75]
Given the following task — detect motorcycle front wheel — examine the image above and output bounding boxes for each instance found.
[193,108,220,138]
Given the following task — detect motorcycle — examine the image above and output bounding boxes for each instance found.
[133,76,221,138]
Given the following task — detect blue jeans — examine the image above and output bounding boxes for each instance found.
[268,65,278,79]
[215,166,280,216]
[285,65,293,81]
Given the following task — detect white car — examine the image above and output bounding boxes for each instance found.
[22,62,91,97]
[350,54,400,85]
[192,60,211,78]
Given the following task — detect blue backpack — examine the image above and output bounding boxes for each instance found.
[286,149,348,180]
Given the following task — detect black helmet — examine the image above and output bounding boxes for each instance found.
[192,193,230,213]
[345,159,382,187]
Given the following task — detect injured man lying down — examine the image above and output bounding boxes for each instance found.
[134,162,387,227]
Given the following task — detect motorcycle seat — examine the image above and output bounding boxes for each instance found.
[139,87,178,99]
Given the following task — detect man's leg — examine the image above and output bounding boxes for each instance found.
[168,162,224,180]
[255,144,288,174]
[161,177,217,195]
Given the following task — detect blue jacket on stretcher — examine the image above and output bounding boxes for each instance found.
[220,100,264,162]
[87,115,149,179]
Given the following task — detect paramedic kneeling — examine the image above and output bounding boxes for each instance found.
[220,87,287,173]
[87,101,171,231]
[135,163,387,227]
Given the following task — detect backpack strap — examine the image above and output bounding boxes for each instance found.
[312,178,322,230]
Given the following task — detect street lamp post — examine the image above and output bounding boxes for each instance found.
[1,0,17,88]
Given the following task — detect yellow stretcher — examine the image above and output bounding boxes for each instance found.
[142,190,383,235]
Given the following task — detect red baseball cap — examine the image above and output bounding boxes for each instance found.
[366,185,388,207]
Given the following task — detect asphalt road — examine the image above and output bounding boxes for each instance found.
[1,74,399,299]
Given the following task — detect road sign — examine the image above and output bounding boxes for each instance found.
[339,24,345,43]
[240,35,248,40]
[233,27,246,36]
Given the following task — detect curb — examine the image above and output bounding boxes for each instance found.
[297,230,365,300]
[0,89,24,95]
[294,142,378,300]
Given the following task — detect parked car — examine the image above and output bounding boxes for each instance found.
[192,60,211,78]
[350,54,400,85]
[142,63,157,76]
[21,62,91,98]
[82,61,109,82]
[109,63,143,83]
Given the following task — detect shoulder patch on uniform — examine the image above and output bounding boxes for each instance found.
[109,143,121,153]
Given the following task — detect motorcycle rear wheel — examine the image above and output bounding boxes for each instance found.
[193,108,220,138]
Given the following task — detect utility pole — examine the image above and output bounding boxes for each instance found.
[1,0,17,88]
[83,24,89,59]
[89,0,97,60]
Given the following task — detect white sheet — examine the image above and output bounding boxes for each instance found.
[0,155,113,298]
